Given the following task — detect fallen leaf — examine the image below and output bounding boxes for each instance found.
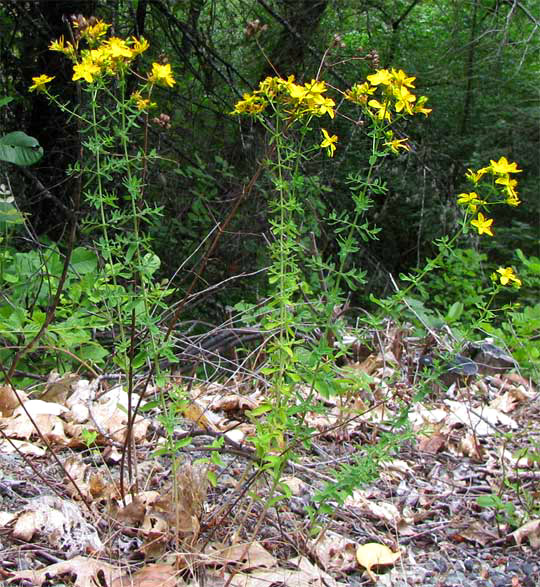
[310,530,358,573]
[11,495,102,556]
[355,543,401,582]
[511,519,540,548]
[220,541,277,570]
[418,432,446,454]
[112,564,180,587]
[0,385,25,417]
[226,555,345,586]
[9,556,122,587]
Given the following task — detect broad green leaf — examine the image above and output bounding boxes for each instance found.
[446,301,464,323]
[71,247,98,275]
[0,132,43,166]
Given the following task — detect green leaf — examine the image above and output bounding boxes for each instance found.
[71,247,98,275]
[0,132,43,166]
[249,403,272,416]
[0,97,14,109]
[446,301,464,323]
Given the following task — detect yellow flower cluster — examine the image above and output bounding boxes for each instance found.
[345,68,431,122]
[492,267,522,288]
[232,75,335,120]
[457,157,523,288]
[457,156,522,237]
[31,20,174,93]
[232,75,337,156]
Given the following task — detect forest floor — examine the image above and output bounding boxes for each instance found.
[0,326,539,587]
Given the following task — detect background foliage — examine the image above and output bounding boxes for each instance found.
[0,0,538,363]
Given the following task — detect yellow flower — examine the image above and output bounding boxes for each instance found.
[72,60,102,83]
[495,267,522,287]
[103,37,133,60]
[495,175,519,198]
[131,36,149,55]
[413,95,432,116]
[367,69,393,86]
[320,128,338,157]
[345,82,375,104]
[368,99,392,121]
[465,168,488,184]
[85,20,110,41]
[232,92,267,115]
[457,191,486,213]
[390,68,416,89]
[384,137,410,154]
[506,194,521,207]
[489,156,522,175]
[29,74,54,92]
[471,212,494,236]
[393,85,416,114]
[311,96,335,118]
[49,36,76,58]
[148,62,175,87]
[131,92,155,110]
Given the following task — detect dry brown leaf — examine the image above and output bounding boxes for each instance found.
[112,564,180,587]
[88,386,149,443]
[0,438,46,456]
[227,555,345,586]
[9,555,123,587]
[310,530,358,573]
[1,399,69,443]
[444,400,518,435]
[418,432,447,454]
[459,432,485,462]
[10,496,102,556]
[281,475,309,496]
[452,520,499,546]
[40,373,79,403]
[511,519,540,548]
[355,543,401,582]
[220,541,276,570]
[210,394,258,413]
[115,497,147,526]
[343,492,403,525]
[0,385,25,417]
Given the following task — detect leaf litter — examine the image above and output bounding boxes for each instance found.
[0,328,539,586]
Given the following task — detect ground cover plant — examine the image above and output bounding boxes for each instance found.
[0,9,539,587]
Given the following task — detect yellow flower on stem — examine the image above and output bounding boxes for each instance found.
[465,167,488,184]
[73,60,102,83]
[495,175,519,199]
[384,137,410,154]
[495,267,522,288]
[131,36,149,55]
[131,92,156,111]
[390,68,416,89]
[457,191,486,212]
[310,95,335,118]
[471,212,494,236]
[103,37,133,60]
[232,93,267,115]
[393,85,416,115]
[148,62,175,87]
[367,69,392,86]
[84,20,110,42]
[368,99,392,121]
[49,36,77,58]
[413,95,432,116]
[345,82,375,104]
[320,128,338,157]
[489,156,522,175]
[29,74,54,92]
